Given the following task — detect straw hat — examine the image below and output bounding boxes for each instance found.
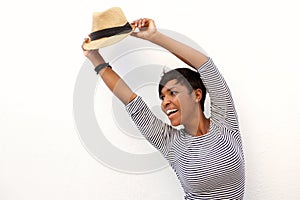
[83,7,134,50]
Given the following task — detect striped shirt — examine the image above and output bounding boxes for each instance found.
[126,58,245,199]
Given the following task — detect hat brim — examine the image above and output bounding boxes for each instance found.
[83,26,134,50]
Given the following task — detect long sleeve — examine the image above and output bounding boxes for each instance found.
[198,58,239,132]
[126,96,179,157]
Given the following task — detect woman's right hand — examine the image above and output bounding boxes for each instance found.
[131,18,157,40]
[82,38,105,67]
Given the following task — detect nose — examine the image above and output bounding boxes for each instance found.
[161,95,171,108]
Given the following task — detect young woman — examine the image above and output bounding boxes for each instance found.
[82,18,245,199]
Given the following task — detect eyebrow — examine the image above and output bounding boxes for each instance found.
[161,86,179,94]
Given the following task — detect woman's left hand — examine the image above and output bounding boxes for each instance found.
[131,18,157,40]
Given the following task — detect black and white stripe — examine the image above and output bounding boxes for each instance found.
[126,58,245,199]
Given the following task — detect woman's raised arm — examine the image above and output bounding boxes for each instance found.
[82,40,137,105]
[131,18,209,69]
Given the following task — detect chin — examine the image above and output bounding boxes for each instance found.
[170,120,181,127]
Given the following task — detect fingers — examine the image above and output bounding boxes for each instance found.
[131,18,151,28]
[130,18,157,39]
[81,37,90,51]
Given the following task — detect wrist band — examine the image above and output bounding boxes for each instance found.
[94,62,111,74]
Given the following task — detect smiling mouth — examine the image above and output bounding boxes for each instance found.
[166,109,178,116]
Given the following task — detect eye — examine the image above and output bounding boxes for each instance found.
[170,90,178,96]
[159,95,165,100]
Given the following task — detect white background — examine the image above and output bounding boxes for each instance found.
[1,0,300,199]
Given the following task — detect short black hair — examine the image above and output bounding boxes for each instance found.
[158,68,207,111]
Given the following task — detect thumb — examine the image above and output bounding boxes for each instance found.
[130,31,139,38]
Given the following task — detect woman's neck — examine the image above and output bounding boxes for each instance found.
[184,113,210,137]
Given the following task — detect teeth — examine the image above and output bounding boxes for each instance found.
[166,109,178,115]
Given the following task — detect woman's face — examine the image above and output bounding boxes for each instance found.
[160,79,200,126]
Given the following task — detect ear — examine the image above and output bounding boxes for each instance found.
[193,89,202,103]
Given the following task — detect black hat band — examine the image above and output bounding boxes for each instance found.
[90,22,132,41]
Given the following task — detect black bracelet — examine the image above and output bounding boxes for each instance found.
[94,62,111,74]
